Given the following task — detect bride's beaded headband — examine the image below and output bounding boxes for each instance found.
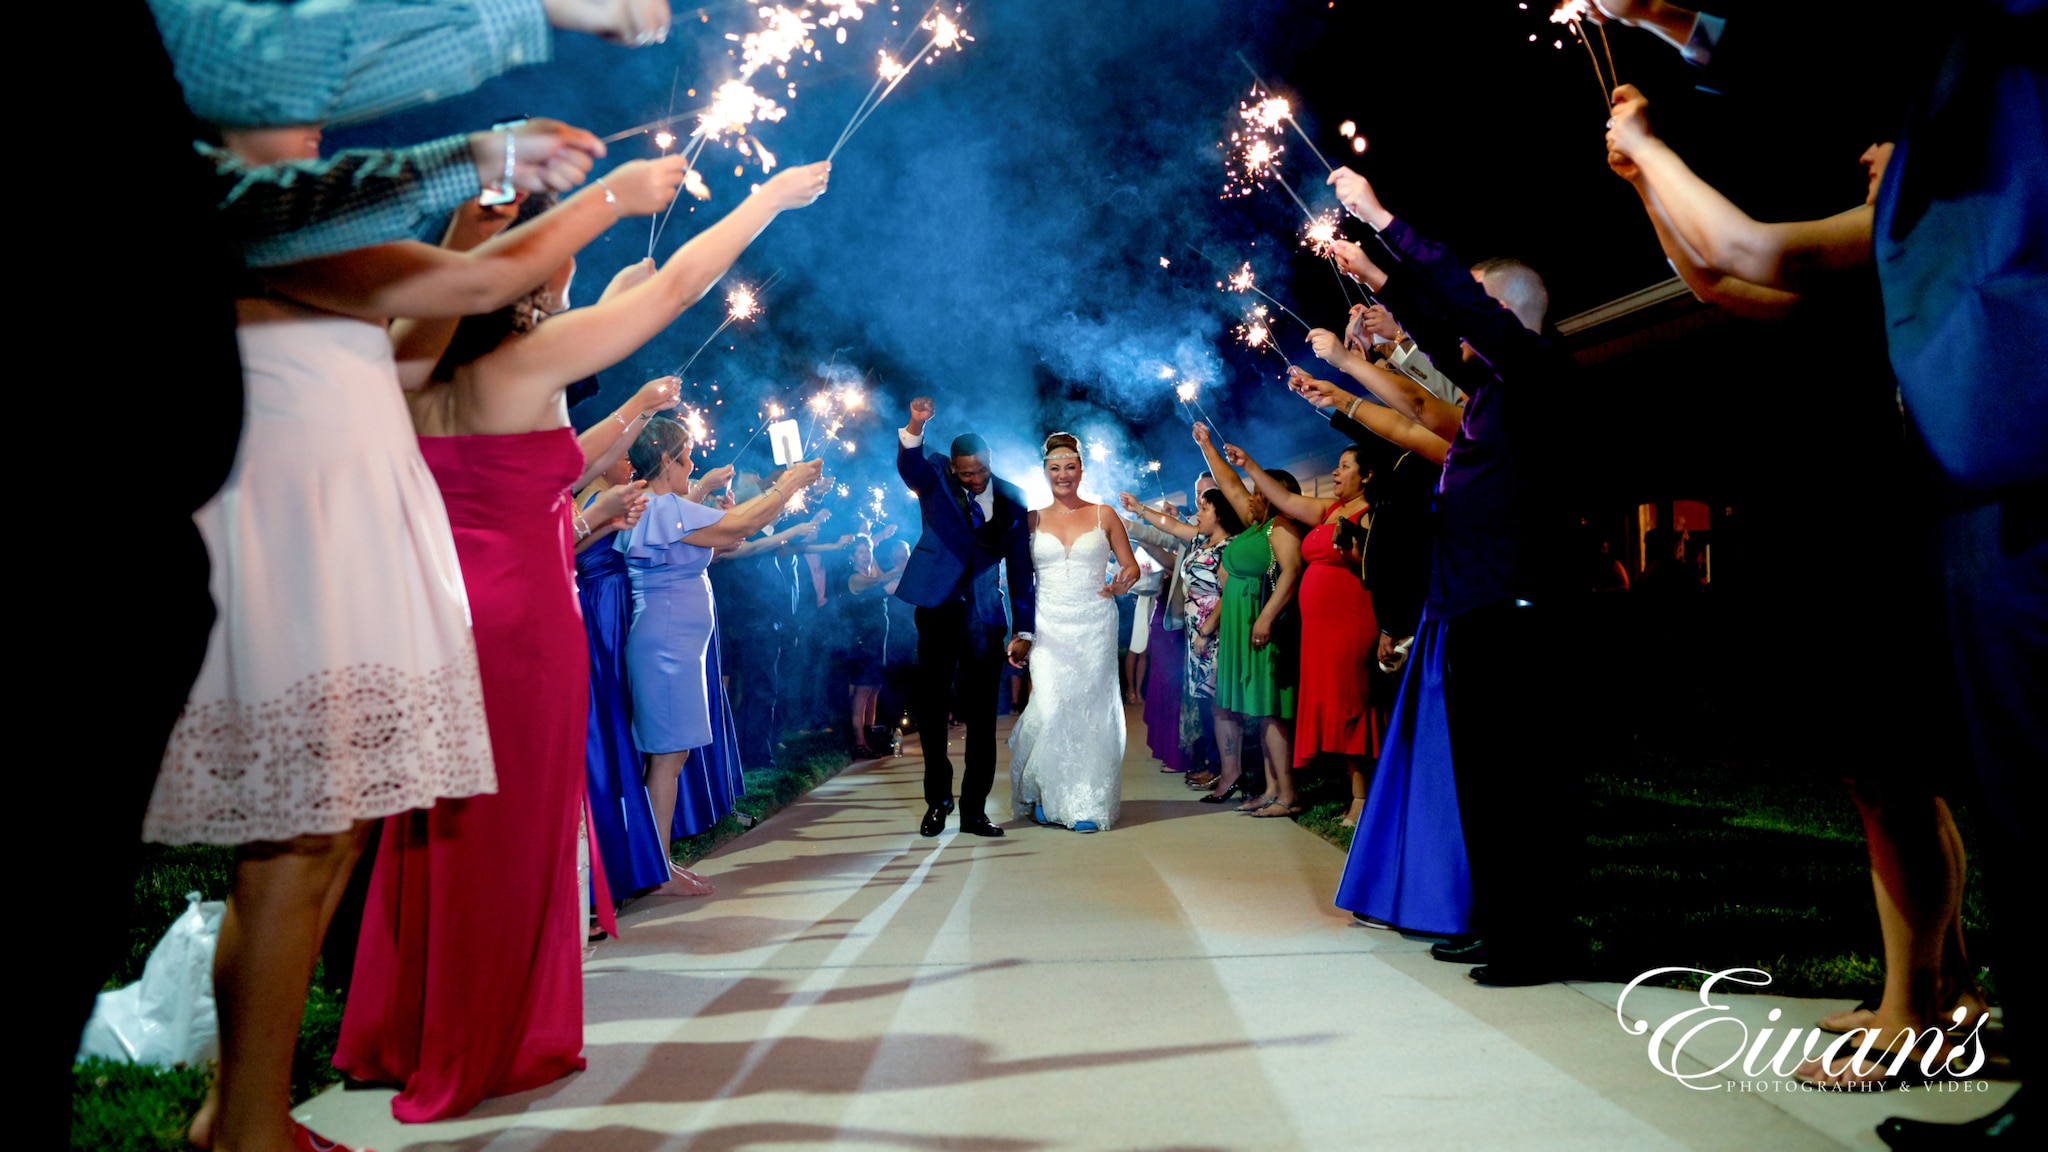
[1043,448,1081,461]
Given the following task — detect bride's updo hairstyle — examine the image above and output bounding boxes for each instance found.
[1042,432,1082,462]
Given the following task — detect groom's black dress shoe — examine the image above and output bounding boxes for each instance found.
[1878,1094,2024,1149]
[1430,937,1488,964]
[1468,962,1559,988]
[958,815,1006,837]
[919,801,954,837]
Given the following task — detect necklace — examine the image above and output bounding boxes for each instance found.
[1048,501,1089,515]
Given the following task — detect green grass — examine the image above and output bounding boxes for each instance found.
[72,729,858,1151]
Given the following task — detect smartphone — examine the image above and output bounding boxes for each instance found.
[768,418,803,465]
[478,117,529,206]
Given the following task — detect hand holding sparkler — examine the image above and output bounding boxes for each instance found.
[592,154,692,214]
[628,374,683,416]
[1603,84,1656,163]
[755,160,834,211]
[1329,238,1388,291]
[1190,420,1214,449]
[1326,167,1393,230]
[465,119,609,196]
[1221,443,1251,470]
[1360,304,1401,343]
[1307,327,1354,368]
[542,0,672,46]
[1286,366,1356,411]
[689,464,736,504]
[602,258,658,302]
[583,479,651,534]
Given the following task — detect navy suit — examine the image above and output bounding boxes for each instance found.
[895,436,1036,815]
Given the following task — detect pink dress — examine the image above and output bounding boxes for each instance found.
[335,429,590,1122]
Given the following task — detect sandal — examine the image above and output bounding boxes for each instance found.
[1252,803,1306,819]
[1185,772,1218,790]
[1237,796,1276,813]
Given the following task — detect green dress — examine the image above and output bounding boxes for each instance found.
[1215,522,1295,719]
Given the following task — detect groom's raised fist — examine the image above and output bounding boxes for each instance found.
[907,397,935,436]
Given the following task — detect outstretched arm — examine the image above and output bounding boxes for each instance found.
[1304,332,1462,442]
[1611,150,1803,319]
[1118,490,1199,542]
[681,459,824,550]
[260,152,686,318]
[896,396,944,494]
[575,376,682,486]
[1222,444,1333,527]
[1190,421,1257,526]
[1607,86,1870,290]
[1289,368,1452,463]
[465,162,832,405]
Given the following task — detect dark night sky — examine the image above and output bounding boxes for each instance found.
[330,0,1883,512]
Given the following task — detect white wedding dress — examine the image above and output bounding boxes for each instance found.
[1009,506,1126,830]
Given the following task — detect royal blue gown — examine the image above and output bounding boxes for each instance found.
[577,501,672,895]
[1332,620,1472,935]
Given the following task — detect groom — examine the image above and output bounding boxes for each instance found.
[895,397,1035,837]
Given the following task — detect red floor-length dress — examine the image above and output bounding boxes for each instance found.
[1293,507,1380,767]
[335,428,591,1122]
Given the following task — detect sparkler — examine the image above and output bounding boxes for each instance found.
[722,399,786,465]
[1146,458,1167,503]
[826,5,973,162]
[1235,53,1336,174]
[1550,1,1618,113]
[868,484,889,522]
[670,270,781,381]
[1226,262,1314,331]
[680,403,716,452]
[1237,305,1296,374]
[1170,374,1225,439]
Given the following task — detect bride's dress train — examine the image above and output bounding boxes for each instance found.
[1009,510,1125,829]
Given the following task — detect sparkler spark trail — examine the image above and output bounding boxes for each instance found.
[1550,1,1617,112]
[670,270,783,381]
[1235,52,1336,173]
[1237,305,1296,374]
[827,4,973,161]
[1224,261,1314,331]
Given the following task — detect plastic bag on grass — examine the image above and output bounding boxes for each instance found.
[77,891,223,1066]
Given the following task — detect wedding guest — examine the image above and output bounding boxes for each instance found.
[1128,475,1221,776]
[1179,425,1304,816]
[1327,165,1585,986]
[1123,485,1241,794]
[576,450,671,900]
[1287,354,1468,935]
[847,530,905,755]
[865,535,915,724]
[145,153,689,1152]
[54,9,656,1140]
[709,474,820,764]
[1215,432,1376,824]
[1604,89,1991,1088]
[334,162,831,1121]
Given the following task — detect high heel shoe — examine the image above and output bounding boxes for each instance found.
[1199,779,1248,804]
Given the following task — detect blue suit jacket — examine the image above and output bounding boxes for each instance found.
[894,437,1037,637]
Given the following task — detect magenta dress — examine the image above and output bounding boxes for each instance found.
[336,429,589,1122]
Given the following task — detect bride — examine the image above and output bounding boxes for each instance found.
[1009,432,1141,831]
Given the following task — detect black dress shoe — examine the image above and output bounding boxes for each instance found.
[919,800,954,837]
[1468,962,1558,987]
[958,814,1006,837]
[1430,936,1488,963]
[1878,1093,2024,1149]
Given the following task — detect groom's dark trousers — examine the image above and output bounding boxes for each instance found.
[914,601,1007,814]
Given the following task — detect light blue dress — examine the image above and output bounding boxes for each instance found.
[618,493,725,754]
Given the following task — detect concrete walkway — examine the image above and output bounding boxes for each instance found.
[299,709,2015,1150]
